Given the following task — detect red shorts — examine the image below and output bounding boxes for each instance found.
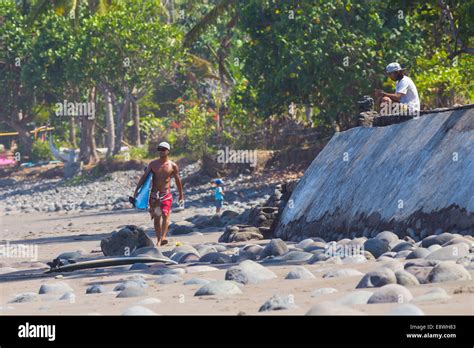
[149,191,173,218]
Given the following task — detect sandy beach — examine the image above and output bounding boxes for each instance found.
[1,199,473,316]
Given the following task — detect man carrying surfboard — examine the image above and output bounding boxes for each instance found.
[132,142,184,247]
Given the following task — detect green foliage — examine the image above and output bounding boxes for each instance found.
[2,0,473,164]
[79,1,184,96]
[128,145,149,160]
[236,0,428,126]
[413,50,473,106]
[185,105,216,158]
[0,1,33,120]
[168,102,218,159]
[137,115,167,140]
[225,77,261,135]
[30,139,53,162]
[113,145,149,161]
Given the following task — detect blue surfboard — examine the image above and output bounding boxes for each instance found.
[135,172,152,210]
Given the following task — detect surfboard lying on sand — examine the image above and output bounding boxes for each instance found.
[135,171,152,210]
[46,256,176,273]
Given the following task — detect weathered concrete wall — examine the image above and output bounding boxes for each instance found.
[275,107,474,242]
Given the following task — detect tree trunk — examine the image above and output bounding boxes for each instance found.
[304,104,313,126]
[124,99,131,145]
[80,119,100,165]
[132,99,141,146]
[79,88,99,165]
[88,118,99,164]
[88,87,98,163]
[104,89,115,157]
[79,117,90,164]
[13,123,33,159]
[112,94,131,155]
[168,0,175,23]
[69,117,77,147]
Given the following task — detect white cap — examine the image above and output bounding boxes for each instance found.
[385,62,406,73]
[157,142,170,150]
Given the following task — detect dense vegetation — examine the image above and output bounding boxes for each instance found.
[0,0,472,162]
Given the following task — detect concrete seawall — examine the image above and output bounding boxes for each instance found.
[275,106,474,241]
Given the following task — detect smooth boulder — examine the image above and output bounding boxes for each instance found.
[225,260,277,284]
[86,285,106,294]
[260,239,289,258]
[375,231,399,244]
[218,225,263,243]
[131,246,164,258]
[114,280,147,291]
[406,248,431,259]
[367,284,413,304]
[39,282,73,295]
[199,252,232,264]
[101,225,154,257]
[395,270,420,286]
[363,239,390,258]
[116,286,147,298]
[426,261,472,283]
[425,244,469,261]
[404,266,433,284]
[194,281,242,296]
[356,268,397,288]
[391,241,414,253]
[324,269,364,278]
[259,295,296,312]
[285,266,315,280]
[170,225,194,235]
[421,233,456,248]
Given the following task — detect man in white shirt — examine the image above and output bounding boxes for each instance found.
[375,62,420,115]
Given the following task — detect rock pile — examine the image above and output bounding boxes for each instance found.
[219,180,298,243]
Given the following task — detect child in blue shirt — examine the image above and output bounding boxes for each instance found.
[213,179,225,214]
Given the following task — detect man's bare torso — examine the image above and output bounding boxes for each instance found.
[148,159,176,193]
